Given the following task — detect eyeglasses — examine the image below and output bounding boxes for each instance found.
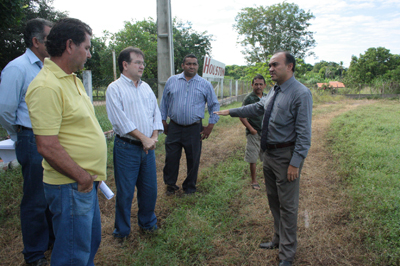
[133,61,146,67]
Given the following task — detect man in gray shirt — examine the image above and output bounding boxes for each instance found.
[214,51,312,266]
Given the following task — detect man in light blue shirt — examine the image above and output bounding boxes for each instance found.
[106,47,163,240]
[160,54,220,195]
[0,18,54,266]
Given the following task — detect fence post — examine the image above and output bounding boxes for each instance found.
[235,80,238,97]
[220,79,224,99]
[229,79,232,97]
[83,70,93,103]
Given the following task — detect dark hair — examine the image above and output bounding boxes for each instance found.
[118,47,145,73]
[182,54,197,64]
[273,51,296,72]
[252,74,266,85]
[46,18,92,57]
[24,18,53,48]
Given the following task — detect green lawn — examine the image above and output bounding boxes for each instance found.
[328,101,400,265]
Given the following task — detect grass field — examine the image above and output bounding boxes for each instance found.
[328,100,400,265]
[1,95,399,265]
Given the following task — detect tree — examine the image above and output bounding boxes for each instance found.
[88,18,213,94]
[84,35,115,89]
[244,62,272,85]
[225,65,247,80]
[0,0,26,30]
[234,2,316,63]
[345,47,400,85]
[173,19,213,75]
[111,18,158,80]
[0,0,67,70]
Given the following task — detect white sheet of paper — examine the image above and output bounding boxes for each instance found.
[99,181,114,200]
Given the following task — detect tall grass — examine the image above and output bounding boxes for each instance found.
[328,101,400,265]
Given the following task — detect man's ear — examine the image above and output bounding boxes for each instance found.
[65,39,74,55]
[123,61,128,71]
[287,63,294,72]
[31,37,40,49]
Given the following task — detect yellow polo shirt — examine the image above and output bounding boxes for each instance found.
[26,58,107,184]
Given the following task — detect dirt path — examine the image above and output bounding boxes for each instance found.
[1,100,375,265]
[204,100,375,266]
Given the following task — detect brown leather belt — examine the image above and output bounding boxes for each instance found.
[116,135,143,147]
[266,142,295,150]
[170,119,201,127]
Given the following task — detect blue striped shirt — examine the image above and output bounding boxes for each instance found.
[160,72,220,125]
[0,49,43,141]
[229,75,312,168]
[106,74,163,140]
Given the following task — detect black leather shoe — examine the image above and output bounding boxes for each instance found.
[28,258,48,266]
[259,241,279,249]
[166,184,179,195]
[278,260,292,266]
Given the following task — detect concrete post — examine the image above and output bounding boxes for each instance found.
[235,80,238,96]
[220,79,224,99]
[157,0,174,103]
[229,79,232,97]
[83,70,93,103]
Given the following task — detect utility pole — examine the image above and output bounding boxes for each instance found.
[157,0,174,102]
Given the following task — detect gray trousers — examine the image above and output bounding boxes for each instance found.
[263,146,304,262]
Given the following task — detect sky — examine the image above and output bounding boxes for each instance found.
[52,0,400,68]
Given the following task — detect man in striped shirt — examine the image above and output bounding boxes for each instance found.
[106,47,163,240]
[160,54,220,195]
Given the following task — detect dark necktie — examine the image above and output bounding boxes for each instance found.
[260,85,280,151]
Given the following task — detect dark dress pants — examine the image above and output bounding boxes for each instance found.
[163,121,202,193]
[263,146,304,262]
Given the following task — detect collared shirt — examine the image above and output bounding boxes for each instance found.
[106,74,163,140]
[160,72,220,126]
[0,49,43,141]
[230,75,313,168]
[242,91,267,135]
[26,58,107,184]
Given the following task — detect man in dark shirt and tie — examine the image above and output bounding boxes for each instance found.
[214,51,313,266]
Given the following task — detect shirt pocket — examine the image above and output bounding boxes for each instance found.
[273,103,293,126]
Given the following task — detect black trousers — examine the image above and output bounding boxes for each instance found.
[163,121,202,193]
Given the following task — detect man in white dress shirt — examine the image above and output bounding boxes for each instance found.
[106,47,163,240]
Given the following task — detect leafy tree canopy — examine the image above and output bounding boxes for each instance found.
[345,47,400,85]
[225,65,247,80]
[0,0,67,70]
[87,17,213,94]
[0,0,26,30]
[234,2,316,64]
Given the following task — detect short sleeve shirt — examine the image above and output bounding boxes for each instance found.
[26,58,107,185]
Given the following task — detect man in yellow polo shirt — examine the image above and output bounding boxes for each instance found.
[25,18,106,265]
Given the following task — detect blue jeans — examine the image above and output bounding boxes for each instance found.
[44,182,101,266]
[113,137,158,237]
[15,128,54,263]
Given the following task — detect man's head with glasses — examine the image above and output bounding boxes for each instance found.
[118,46,146,84]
